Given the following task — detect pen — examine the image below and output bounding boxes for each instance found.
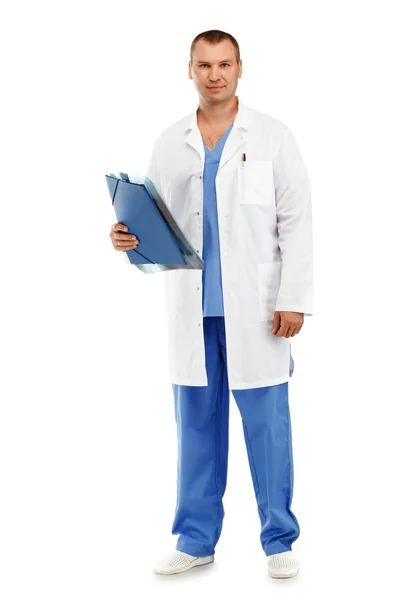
[242,152,246,168]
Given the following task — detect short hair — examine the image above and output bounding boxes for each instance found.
[190,29,240,64]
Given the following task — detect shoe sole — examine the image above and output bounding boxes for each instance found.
[269,568,299,579]
[154,555,215,575]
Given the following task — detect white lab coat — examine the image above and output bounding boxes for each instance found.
[141,96,313,389]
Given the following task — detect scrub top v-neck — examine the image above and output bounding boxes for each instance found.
[201,121,234,317]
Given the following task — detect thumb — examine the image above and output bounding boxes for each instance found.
[272,312,280,334]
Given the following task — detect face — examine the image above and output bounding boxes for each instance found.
[188,38,242,104]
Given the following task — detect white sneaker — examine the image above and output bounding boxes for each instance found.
[267,550,300,579]
[153,550,215,575]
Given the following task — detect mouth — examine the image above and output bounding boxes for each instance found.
[208,86,225,90]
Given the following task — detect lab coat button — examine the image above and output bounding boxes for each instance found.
[197,212,200,215]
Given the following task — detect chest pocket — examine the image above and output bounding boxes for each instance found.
[238,160,275,205]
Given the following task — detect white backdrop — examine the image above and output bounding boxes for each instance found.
[1,1,405,598]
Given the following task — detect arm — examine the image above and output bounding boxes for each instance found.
[273,127,313,316]
[145,134,164,199]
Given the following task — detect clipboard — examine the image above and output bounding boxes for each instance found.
[106,173,204,274]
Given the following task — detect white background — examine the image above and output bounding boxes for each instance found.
[1,0,405,598]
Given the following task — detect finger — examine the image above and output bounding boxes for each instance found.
[115,240,139,249]
[275,322,289,337]
[117,246,136,252]
[113,223,128,232]
[116,245,138,252]
[114,233,138,241]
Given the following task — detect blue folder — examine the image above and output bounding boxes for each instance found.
[106,173,204,274]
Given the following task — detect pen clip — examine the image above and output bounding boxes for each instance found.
[242,152,246,168]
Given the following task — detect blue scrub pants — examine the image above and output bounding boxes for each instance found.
[171,316,300,558]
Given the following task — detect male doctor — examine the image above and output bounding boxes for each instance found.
[110,29,313,579]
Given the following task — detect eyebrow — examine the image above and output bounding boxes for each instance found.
[196,59,233,64]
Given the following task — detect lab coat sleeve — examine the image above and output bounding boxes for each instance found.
[273,128,313,316]
[123,134,164,267]
[146,134,164,198]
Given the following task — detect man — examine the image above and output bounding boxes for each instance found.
[110,29,313,579]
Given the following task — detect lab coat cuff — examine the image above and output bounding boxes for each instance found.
[275,304,313,316]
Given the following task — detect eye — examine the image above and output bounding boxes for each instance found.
[200,63,230,67]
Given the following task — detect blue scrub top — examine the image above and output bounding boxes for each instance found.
[202,121,234,317]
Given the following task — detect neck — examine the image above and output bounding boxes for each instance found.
[197,95,238,128]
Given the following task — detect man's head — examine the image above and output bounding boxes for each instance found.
[188,30,242,105]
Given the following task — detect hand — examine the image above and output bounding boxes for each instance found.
[110,222,139,251]
[272,311,304,338]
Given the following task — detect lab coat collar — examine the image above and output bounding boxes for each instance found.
[184,95,251,170]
